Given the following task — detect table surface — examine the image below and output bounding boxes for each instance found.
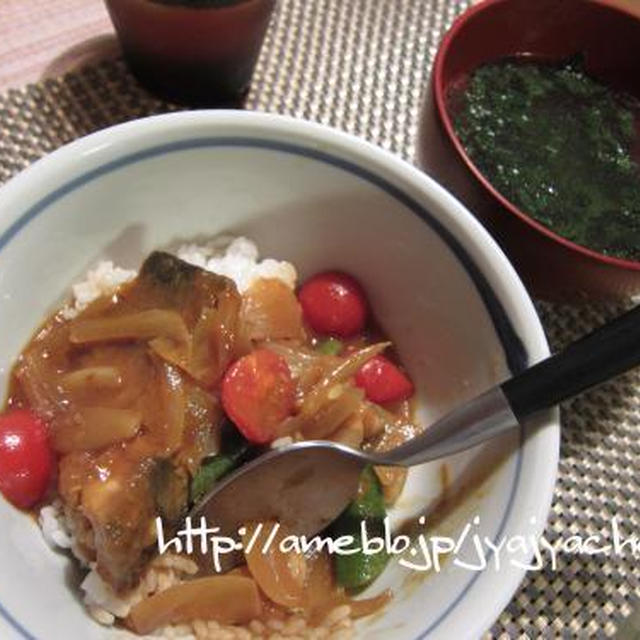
[1,0,639,92]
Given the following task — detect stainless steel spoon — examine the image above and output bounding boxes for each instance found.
[190,304,640,568]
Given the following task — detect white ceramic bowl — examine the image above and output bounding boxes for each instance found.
[0,111,558,640]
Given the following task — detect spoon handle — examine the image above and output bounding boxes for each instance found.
[501,304,640,422]
[377,305,640,467]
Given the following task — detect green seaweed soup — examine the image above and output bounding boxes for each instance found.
[451,56,640,262]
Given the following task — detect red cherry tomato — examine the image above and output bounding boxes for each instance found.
[222,349,296,444]
[0,409,53,509]
[298,271,368,338]
[355,355,415,404]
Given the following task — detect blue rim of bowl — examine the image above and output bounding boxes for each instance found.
[0,136,529,640]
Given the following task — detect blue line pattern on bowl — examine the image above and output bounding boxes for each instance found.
[0,137,527,640]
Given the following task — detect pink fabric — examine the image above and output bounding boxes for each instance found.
[0,0,116,91]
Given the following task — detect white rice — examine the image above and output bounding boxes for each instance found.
[270,436,295,449]
[39,500,73,549]
[61,261,137,319]
[81,553,199,627]
[37,238,355,639]
[176,237,297,293]
[61,237,297,320]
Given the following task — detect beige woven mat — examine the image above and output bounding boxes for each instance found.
[1,0,639,637]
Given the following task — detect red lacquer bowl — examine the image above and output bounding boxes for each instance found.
[418,0,640,301]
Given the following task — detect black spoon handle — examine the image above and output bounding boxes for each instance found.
[501,305,640,422]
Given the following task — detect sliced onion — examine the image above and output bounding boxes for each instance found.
[374,465,408,505]
[70,310,190,348]
[149,336,190,371]
[372,421,419,505]
[16,345,70,419]
[361,401,396,440]
[300,342,388,417]
[349,590,393,618]
[128,575,262,634]
[188,288,242,386]
[266,343,337,402]
[241,278,304,342]
[175,384,223,473]
[14,314,72,418]
[189,310,232,386]
[51,407,142,453]
[265,342,333,379]
[155,362,186,454]
[299,386,365,439]
[302,551,341,617]
[242,521,307,609]
[61,367,122,391]
[331,414,364,449]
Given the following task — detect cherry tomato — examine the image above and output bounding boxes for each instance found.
[0,409,53,509]
[298,271,368,338]
[221,349,296,444]
[355,355,415,404]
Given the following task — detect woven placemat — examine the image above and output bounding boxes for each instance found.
[1,0,639,637]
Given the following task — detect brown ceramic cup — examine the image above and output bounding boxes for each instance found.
[105,0,276,106]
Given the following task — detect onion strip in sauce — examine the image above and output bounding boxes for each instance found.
[298,386,365,440]
[241,278,305,342]
[331,413,365,449]
[16,349,68,419]
[128,575,262,634]
[299,342,389,417]
[70,310,190,349]
[61,367,122,391]
[51,407,142,453]
[242,521,307,609]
